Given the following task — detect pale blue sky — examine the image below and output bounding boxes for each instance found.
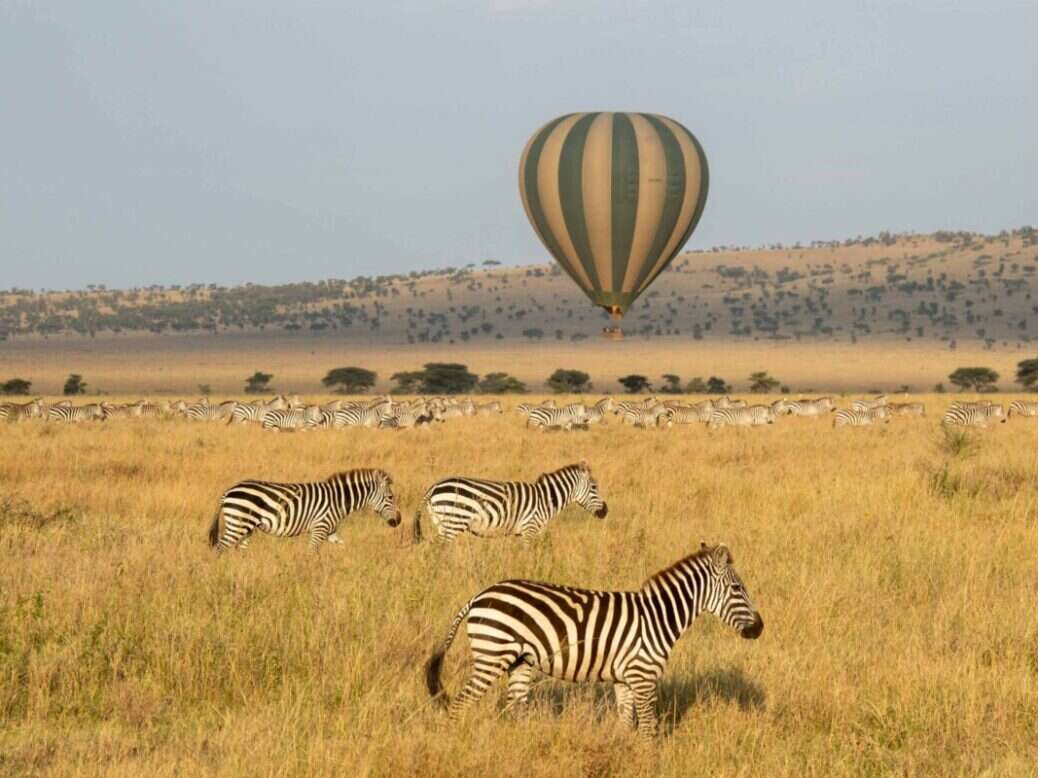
[3,1,1036,289]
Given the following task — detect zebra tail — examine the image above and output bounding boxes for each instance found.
[208,508,224,549]
[412,502,424,544]
[426,599,473,706]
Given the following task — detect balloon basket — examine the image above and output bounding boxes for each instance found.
[602,326,624,341]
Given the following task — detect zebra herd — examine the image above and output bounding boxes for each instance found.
[0,394,502,430]
[204,460,759,736]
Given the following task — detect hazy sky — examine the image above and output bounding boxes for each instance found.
[3,1,1036,290]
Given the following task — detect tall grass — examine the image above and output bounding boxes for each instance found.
[2,395,1038,776]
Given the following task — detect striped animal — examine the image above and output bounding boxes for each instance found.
[525,403,587,431]
[942,404,1006,427]
[582,398,613,425]
[261,406,321,431]
[333,403,392,429]
[770,398,796,416]
[474,401,503,416]
[789,397,835,417]
[185,401,237,422]
[425,542,763,737]
[412,461,607,543]
[665,402,713,424]
[852,395,888,411]
[832,407,890,427]
[208,469,401,552]
[619,404,672,428]
[0,398,44,422]
[886,402,926,417]
[1008,400,1038,419]
[707,405,775,429]
[47,403,107,423]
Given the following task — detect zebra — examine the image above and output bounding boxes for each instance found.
[208,469,401,552]
[950,399,992,409]
[619,404,672,428]
[47,403,106,423]
[832,406,890,427]
[185,401,236,422]
[581,398,613,425]
[228,398,283,425]
[332,403,392,428]
[474,401,503,416]
[942,404,1006,427]
[0,398,44,422]
[412,461,607,543]
[770,398,796,416]
[852,395,888,411]
[425,542,763,737]
[665,403,712,425]
[1008,400,1038,419]
[886,402,926,417]
[526,403,587,431]
[262,406,321,431]
[707,405,774,429]
[789,397,835,417]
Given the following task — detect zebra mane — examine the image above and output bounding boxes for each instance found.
[536,462,587,483]
[326,468,390,485]
[640,546,729,591]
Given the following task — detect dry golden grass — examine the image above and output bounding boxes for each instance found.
[3,395,1038,776]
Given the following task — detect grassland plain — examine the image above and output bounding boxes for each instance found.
[2,395,1038,777]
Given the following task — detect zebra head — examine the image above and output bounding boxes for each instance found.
[573,461,608,519]
[700,542,763,640]
[368,470,402,527]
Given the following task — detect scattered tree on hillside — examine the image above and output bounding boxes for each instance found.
[1015,358,1038,391]
[547,369,592,393]
[390,371,425,394]
[686,377,708,394]
[948,367,999,393]
[618,375,651,394]
[1,378,31,395]
[63,374,86,396]
[706,376,731,394]
[660,374,682,394]
[244,371,274,394]
[749,371,781,393]
[322,367,377,394]
[420,363,478,395]
[477,372,527,394]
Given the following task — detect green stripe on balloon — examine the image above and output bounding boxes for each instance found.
[610,113,639,301]
[558,113,602,293]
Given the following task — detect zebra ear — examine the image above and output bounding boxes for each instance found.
[700,540,709,551]
[579,459,589,471]
[711,544,732,568]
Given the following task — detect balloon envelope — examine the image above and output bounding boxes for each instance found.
[519,112,708,319]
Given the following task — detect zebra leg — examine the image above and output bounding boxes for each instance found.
[448,653,516,720]
[632,682,659,737]
[309,520,332,552]
[614,683,636,729]
[505,661,535,710]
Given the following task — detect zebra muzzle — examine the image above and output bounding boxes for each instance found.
[387,512,402,527]
[741,614,764,640]
[595,504,608,519]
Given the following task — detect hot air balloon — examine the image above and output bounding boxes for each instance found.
[519,112,708,335]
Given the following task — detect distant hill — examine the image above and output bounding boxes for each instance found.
[3,227,1036,350]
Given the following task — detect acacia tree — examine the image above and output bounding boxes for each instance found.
[477,372,527,394]
[322,367,377,394]
[1,378,31,395]
[244,371,274,394]
[948,367,999,392]
[749,371,780,393]
[547,369,592,393]
[390,371,425,394]
[63,374,86,396]
[421,363,478,394]
[1015,358,1038,391]
[618,375,651,394]
[660,374,682,394]
[706,376,731,394]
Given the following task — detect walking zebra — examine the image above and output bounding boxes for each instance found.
[208,469,401,552]
[787,397,835,417]
[425,542,763,737]
[942,404,1006,427]
[707,405,774,429]
[229,398,283,425]
[581,398,613,425]
[770,398,796,416]
[412,461,607,543]
[185,401,237,422]
[1008,400,1038,419]
[619,404,672,428]
[333,403,392,428]
[525,403,587,431]
[261,406,321,431]
[832,407,890,427]
[47,403,106,423]
[852,395,888,411]
[0,398,44,422]
[665,402,712,424]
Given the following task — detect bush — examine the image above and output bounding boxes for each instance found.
[323,367,377,394]
[244,371,273,394]
[1015,358,1038,391]
[749,371,780,393]
[547,369,592,394]
[390,371,425,394]
[1,378,32,396]
[948,367,999,392]
[420,363,478,395]
[660,374,682,394]
[618,375,651,394]
[477,372,527,394]
[686,377,708,394]
[63,374,86,396]
[706,376,731,394]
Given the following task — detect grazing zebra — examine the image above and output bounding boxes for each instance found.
[526,403,587,431]
[789,397,835,417]
[425,542,763,737]
[852,395,888,411]
[707,405,774,429]
[887,402,926,417]
[1008,400,1038,419]
[832,407,890,427]
[412,461,607,543]
[261,406,321,431]
[47,403,106,423]
[208,469,401,552]
[942,404,1006,427]
[0,398,44,422]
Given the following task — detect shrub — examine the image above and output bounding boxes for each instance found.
[322,367,377,394]
[244,371,273,394]
[547,369,592,394]
[420,363,478,395]
[477,373,527,394]
[618,375,651,394]
[660,374,682,394]
[1015,358,1038,391]
[749,372,780,393]
[0,378,31,396]
[63,374,86,396]
[706,377,731,394]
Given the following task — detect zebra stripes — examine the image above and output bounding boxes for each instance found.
[425,542,762,736]
[208,469,401,552]
[185,401,237,422]
[0,398,44,422]
[707,405,774,429]
[413,461,607,543]
[525,403,587,431]
[261,407,321,431]
[942,404,1007,427]
[1008,400,1038,418]
[47,403,106,423]
[833,407,890,427]
[852,395,888,412]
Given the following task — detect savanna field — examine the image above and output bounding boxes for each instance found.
[3,395,1038,777]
